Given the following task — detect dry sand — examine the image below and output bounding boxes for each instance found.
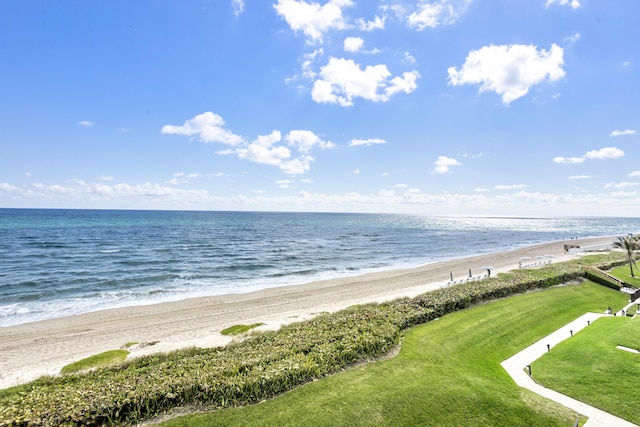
[0,236,616,389]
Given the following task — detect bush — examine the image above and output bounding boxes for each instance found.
[0,253,626,426]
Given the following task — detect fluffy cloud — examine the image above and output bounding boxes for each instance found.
[349,138,386,146]
[554,147,624,164]
[407,0,472,30]
[285,129,335,152]
[78,120,93,128]
[546,0,580,9]
[403,52,416,64]
[231,130,332,175]
[274,0,353,44]
[448,44,566,104]
[584,147,624,160]
[433,156,461,173]
[569,175,591,180]
[553,156,585,164]
[630,171,640,177]
[604,182,638,190]
[237,130,291,166]
[161,112,244,145]
[231,0,244,16]
[356,15,385,31]
[610,129,637,137]
[163,113,332,175]
[312,57,419,106]
[344,36,364,52]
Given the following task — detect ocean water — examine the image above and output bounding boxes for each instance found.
[1,209,639,327]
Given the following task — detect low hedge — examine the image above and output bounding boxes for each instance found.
[583,269,621,291]
[0,253,626,426]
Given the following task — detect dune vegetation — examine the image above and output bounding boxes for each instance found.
[0,252,632,426]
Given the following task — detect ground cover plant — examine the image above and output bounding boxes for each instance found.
[0,252,630,426]
[531,316,640,425]
[60,350,130,375]
[220,323,264,336]
[160,281,628,427]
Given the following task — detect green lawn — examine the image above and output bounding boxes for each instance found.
[532,316,640,424]
[609,264,640,288]
[160,281,628,427]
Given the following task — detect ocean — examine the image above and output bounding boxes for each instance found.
[1,209,639,327]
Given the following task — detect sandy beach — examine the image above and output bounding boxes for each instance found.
[0,236,617,390]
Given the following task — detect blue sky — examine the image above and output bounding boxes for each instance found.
[1,0,638,216]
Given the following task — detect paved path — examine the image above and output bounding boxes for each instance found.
[501,305,639,427]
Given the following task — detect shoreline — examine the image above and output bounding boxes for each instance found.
[0,236,616,389]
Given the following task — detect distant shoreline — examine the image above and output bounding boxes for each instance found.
[0,235,617,389]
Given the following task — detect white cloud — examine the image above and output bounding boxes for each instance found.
[353,169,360,174]
[356,15,385,31]
[564,32,580,44]
[554,147,624,164]
[604,182,638,190]
[312,57,419,106]
[276,179,294,188]
[281,156,315,175]
[285,130,334,152]
[584,147,624,160]
[433,156,461,173]
[237,130,290,166]
[630,171,640,177]
[344,36,364,53]
[407,0,472,30]
[474,187,490,192]
[569,175,591,180]
[553,156,585,164]
[273,0,353,44]
[546,0,581,9]
[232,0,244,16]
[78,120,93,128]
[448,43,566,104]
[403,51,416,64]
[161,112,244,146]
[610,129,637,137]
[349,138,386,146]
[494,184,528,190]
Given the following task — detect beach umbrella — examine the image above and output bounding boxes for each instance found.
[480,266,494,270]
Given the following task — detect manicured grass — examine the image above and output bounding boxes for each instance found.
[609,264,640,288]
[532,316,640,424]
[60,350,129,374]
[220,323,265,336]
[160,281,627,427]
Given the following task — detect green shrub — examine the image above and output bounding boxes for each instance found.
[0,252,627,426]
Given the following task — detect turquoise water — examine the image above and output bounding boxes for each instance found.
[1,209,639,326]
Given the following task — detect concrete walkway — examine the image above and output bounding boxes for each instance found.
[501,304,639,427]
